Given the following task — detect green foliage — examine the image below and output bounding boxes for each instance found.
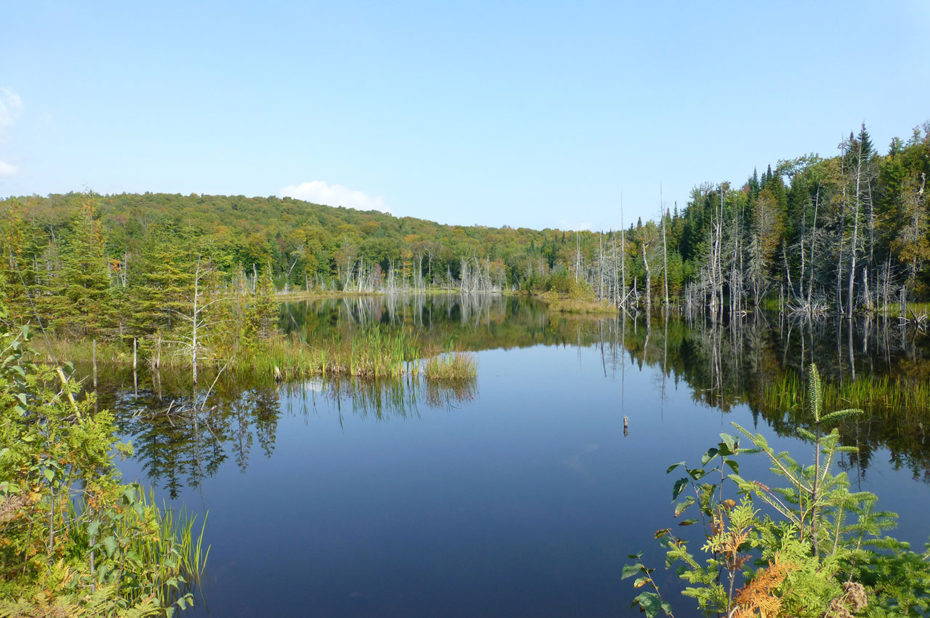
[0,302,207,615]
[422,352,477,381]
[56,200,115,338]
[545,268,594,299]
[3,121,930,321]
[243,261,277,345]
[627,363,930,616]
[128,225,197,337]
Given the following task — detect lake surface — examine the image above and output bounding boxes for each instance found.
[103,295,930,617]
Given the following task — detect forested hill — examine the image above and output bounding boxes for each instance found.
[2,122,930,314]
[1,190,565,292]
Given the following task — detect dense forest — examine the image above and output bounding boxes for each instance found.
[1,122,929,337]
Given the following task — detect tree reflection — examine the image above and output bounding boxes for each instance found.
[91,295,930,495]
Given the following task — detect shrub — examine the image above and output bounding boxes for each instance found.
[0,307,207,615]
[625,364,930,616]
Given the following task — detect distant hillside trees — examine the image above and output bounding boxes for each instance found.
[2,122,929,324]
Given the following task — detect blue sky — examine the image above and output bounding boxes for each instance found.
[1,1,928,230]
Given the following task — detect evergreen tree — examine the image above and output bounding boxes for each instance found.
[57,200,114,337]
[0,201,41,327]
[129,225,197,338]
[244,261,277,345]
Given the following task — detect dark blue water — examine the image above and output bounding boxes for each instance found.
[111,302,930,616]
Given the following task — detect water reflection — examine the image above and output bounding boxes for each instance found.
[111,375,477,498]
[92,295,930,497]
[601,312,930,482]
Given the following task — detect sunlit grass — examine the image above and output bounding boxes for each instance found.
[422,352,477,381]
[39,324,476,384]
[763,370,930,424]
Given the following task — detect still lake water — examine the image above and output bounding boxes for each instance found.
[106,295,930,617]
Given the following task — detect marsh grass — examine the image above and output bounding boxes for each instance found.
[101,488,209,607]
[873,301,930,319]
[422,352,477,381]
[763,370,930,426]
[536,291,618,315]
[37,324,456,384]
[280,370,477,420]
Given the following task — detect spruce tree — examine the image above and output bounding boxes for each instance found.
[128,225,197,339]
[244,261,277,345]
[58,199,114,338]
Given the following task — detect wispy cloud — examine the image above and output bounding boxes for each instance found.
[0,160,17,177]
[0,89,23,134]
[279,180,390,213]
[0,88,23,176]
[559,219,592,231]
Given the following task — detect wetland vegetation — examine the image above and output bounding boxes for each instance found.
[5,280,930,614]
[2,121,930,614]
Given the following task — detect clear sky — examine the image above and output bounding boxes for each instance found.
[1,1,928,230]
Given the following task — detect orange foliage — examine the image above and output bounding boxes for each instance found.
[731,554,797,617]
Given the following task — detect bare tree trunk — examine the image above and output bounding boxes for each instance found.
[620,194,627,314]
[661,187,669,315]
[862,268,871,313]
[192,258,200,385]
[642,241,651,316]
[807,186,819,311]
[837,180,847,315]
[717,188,725,319]
[848,139,862,318]
[574,233,581,283]
[132,337,138,397]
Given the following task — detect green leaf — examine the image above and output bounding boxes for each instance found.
[0,481,21,494]
[674,496,695,517]
[688,467,706,480]
[632,591,669,617]
[672,477,688,500]
[621,563,642,580]
[720,433,737,452]
[102,535,117,557]
[724,459,739,474]
[728,473,749,488]
[820,408,863,423]
[701,448,719,465]
[796,427,817,441]
[43,468,55,483]
[87,520,100,537]
[666,461,685,474]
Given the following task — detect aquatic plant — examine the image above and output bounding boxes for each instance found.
[422,352,477,381]
[626,364,930,616]
[0,314,208,615]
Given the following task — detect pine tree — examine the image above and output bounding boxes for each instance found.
[0,201,34,326]
[57,199,114,337]
[244,261,277,345]
[128,225,197,338]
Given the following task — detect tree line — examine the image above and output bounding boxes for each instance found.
[2,122,928,328]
